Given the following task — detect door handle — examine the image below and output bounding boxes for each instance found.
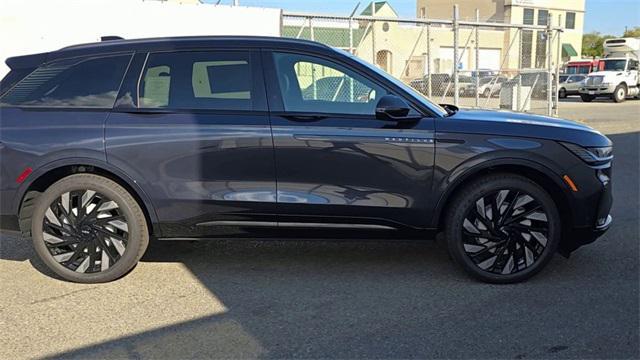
[281,114,328,122]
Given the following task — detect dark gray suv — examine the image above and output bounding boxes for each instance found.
[0,37,612,283]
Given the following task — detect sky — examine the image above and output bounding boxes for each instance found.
[203,0,640,36]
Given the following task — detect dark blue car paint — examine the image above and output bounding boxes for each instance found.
[0,36,612,255]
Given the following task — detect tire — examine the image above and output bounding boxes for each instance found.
[580,94,594,102]
[444,174,560,284]
[559,88,566,99]
[30,174,149,283]
[483,88,491,98]
[613,84,627,103]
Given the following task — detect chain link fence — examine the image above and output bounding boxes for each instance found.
[282,7,563,116]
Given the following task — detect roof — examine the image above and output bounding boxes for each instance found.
[7,36,333,69]
[360,1,397,17]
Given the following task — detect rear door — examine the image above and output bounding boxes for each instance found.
[106,49,277,238]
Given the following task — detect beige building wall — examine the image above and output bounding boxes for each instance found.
[353,5,505,80]
[416,0,506,21]
[415,0,585,70]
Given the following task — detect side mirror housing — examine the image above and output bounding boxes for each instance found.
[375,95,416,121]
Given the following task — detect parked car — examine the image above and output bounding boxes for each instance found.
[461,76,509,98]
[0,36,612,284]
[558,74,586,98]
[301,76,373,102]
[502,71,554,100]
[409,73,451,97]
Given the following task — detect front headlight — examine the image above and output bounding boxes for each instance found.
[561,142,613,165]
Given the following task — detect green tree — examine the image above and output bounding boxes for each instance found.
[623,27,640,38]
[582,32,614,57]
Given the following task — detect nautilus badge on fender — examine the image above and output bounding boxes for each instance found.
[16,167,33,184]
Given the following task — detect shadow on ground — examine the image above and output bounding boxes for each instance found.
[2,131,638,359]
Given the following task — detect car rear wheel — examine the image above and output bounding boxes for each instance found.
[445,174,560,283]
[30,174,148,283]
[483,88,491,98]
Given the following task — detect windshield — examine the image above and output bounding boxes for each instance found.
[603,59,627,71]
[336,48,448,117]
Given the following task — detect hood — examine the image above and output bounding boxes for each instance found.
[442,108,611,147]
[588,70,626,80]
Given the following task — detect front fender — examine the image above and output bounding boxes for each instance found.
[430,153,573,229]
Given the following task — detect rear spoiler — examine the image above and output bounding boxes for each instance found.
[5,52,49,70]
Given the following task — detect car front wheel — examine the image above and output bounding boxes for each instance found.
[445,174,560,283]
[30,174,149,283]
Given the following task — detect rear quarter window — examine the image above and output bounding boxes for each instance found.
[0,54,131,108]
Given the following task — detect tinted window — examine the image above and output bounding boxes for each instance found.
[566,12,576,29]
[0,55,131,108]
[523,8,534,25]
[139,51,260,111]
[538,9,548,26]
[272,52,386,115]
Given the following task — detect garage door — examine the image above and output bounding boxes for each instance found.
[478,49,501,70]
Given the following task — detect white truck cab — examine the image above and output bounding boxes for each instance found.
[580,37,640,103]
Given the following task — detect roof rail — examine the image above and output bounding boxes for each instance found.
[101,36,124,42]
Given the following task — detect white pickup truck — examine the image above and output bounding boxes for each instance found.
[580,37,640,103]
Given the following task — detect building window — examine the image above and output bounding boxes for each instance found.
[420,7,426,18]
[521,30,533,68]
[566,12,576,29]
[535,31,547,68]
[523,8,534,25]
[538,9,548,26]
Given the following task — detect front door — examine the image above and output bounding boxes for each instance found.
[106,49,277,238]
[264,50,435,232]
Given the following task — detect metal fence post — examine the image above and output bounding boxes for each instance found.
[453,5,459,106]
[554,14,562,116]
[372,20,376,66]
[426,16,432,98]
[517,28,522,112]
[475,9,480,108]
[546,13,553,116]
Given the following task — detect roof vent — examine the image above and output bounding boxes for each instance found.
[101,36,124,42]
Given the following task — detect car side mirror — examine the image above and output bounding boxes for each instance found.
[375,95,416,121]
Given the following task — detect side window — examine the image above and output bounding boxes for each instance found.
[0,54,131,108]
[272,52,386,115]
[139,51,261,111]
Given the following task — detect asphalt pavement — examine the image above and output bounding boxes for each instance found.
[1,98,638,359]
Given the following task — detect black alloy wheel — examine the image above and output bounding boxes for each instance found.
[460,189,549,275]
[30,174,148,283]
[445,174,560,283]
[42,190,129,273]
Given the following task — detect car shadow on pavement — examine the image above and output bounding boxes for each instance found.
[2,131,638,359]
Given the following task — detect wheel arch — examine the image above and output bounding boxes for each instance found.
[16,158,160,237]
[433,159,574,241]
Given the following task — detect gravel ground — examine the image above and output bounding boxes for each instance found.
[1,99,638,359]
